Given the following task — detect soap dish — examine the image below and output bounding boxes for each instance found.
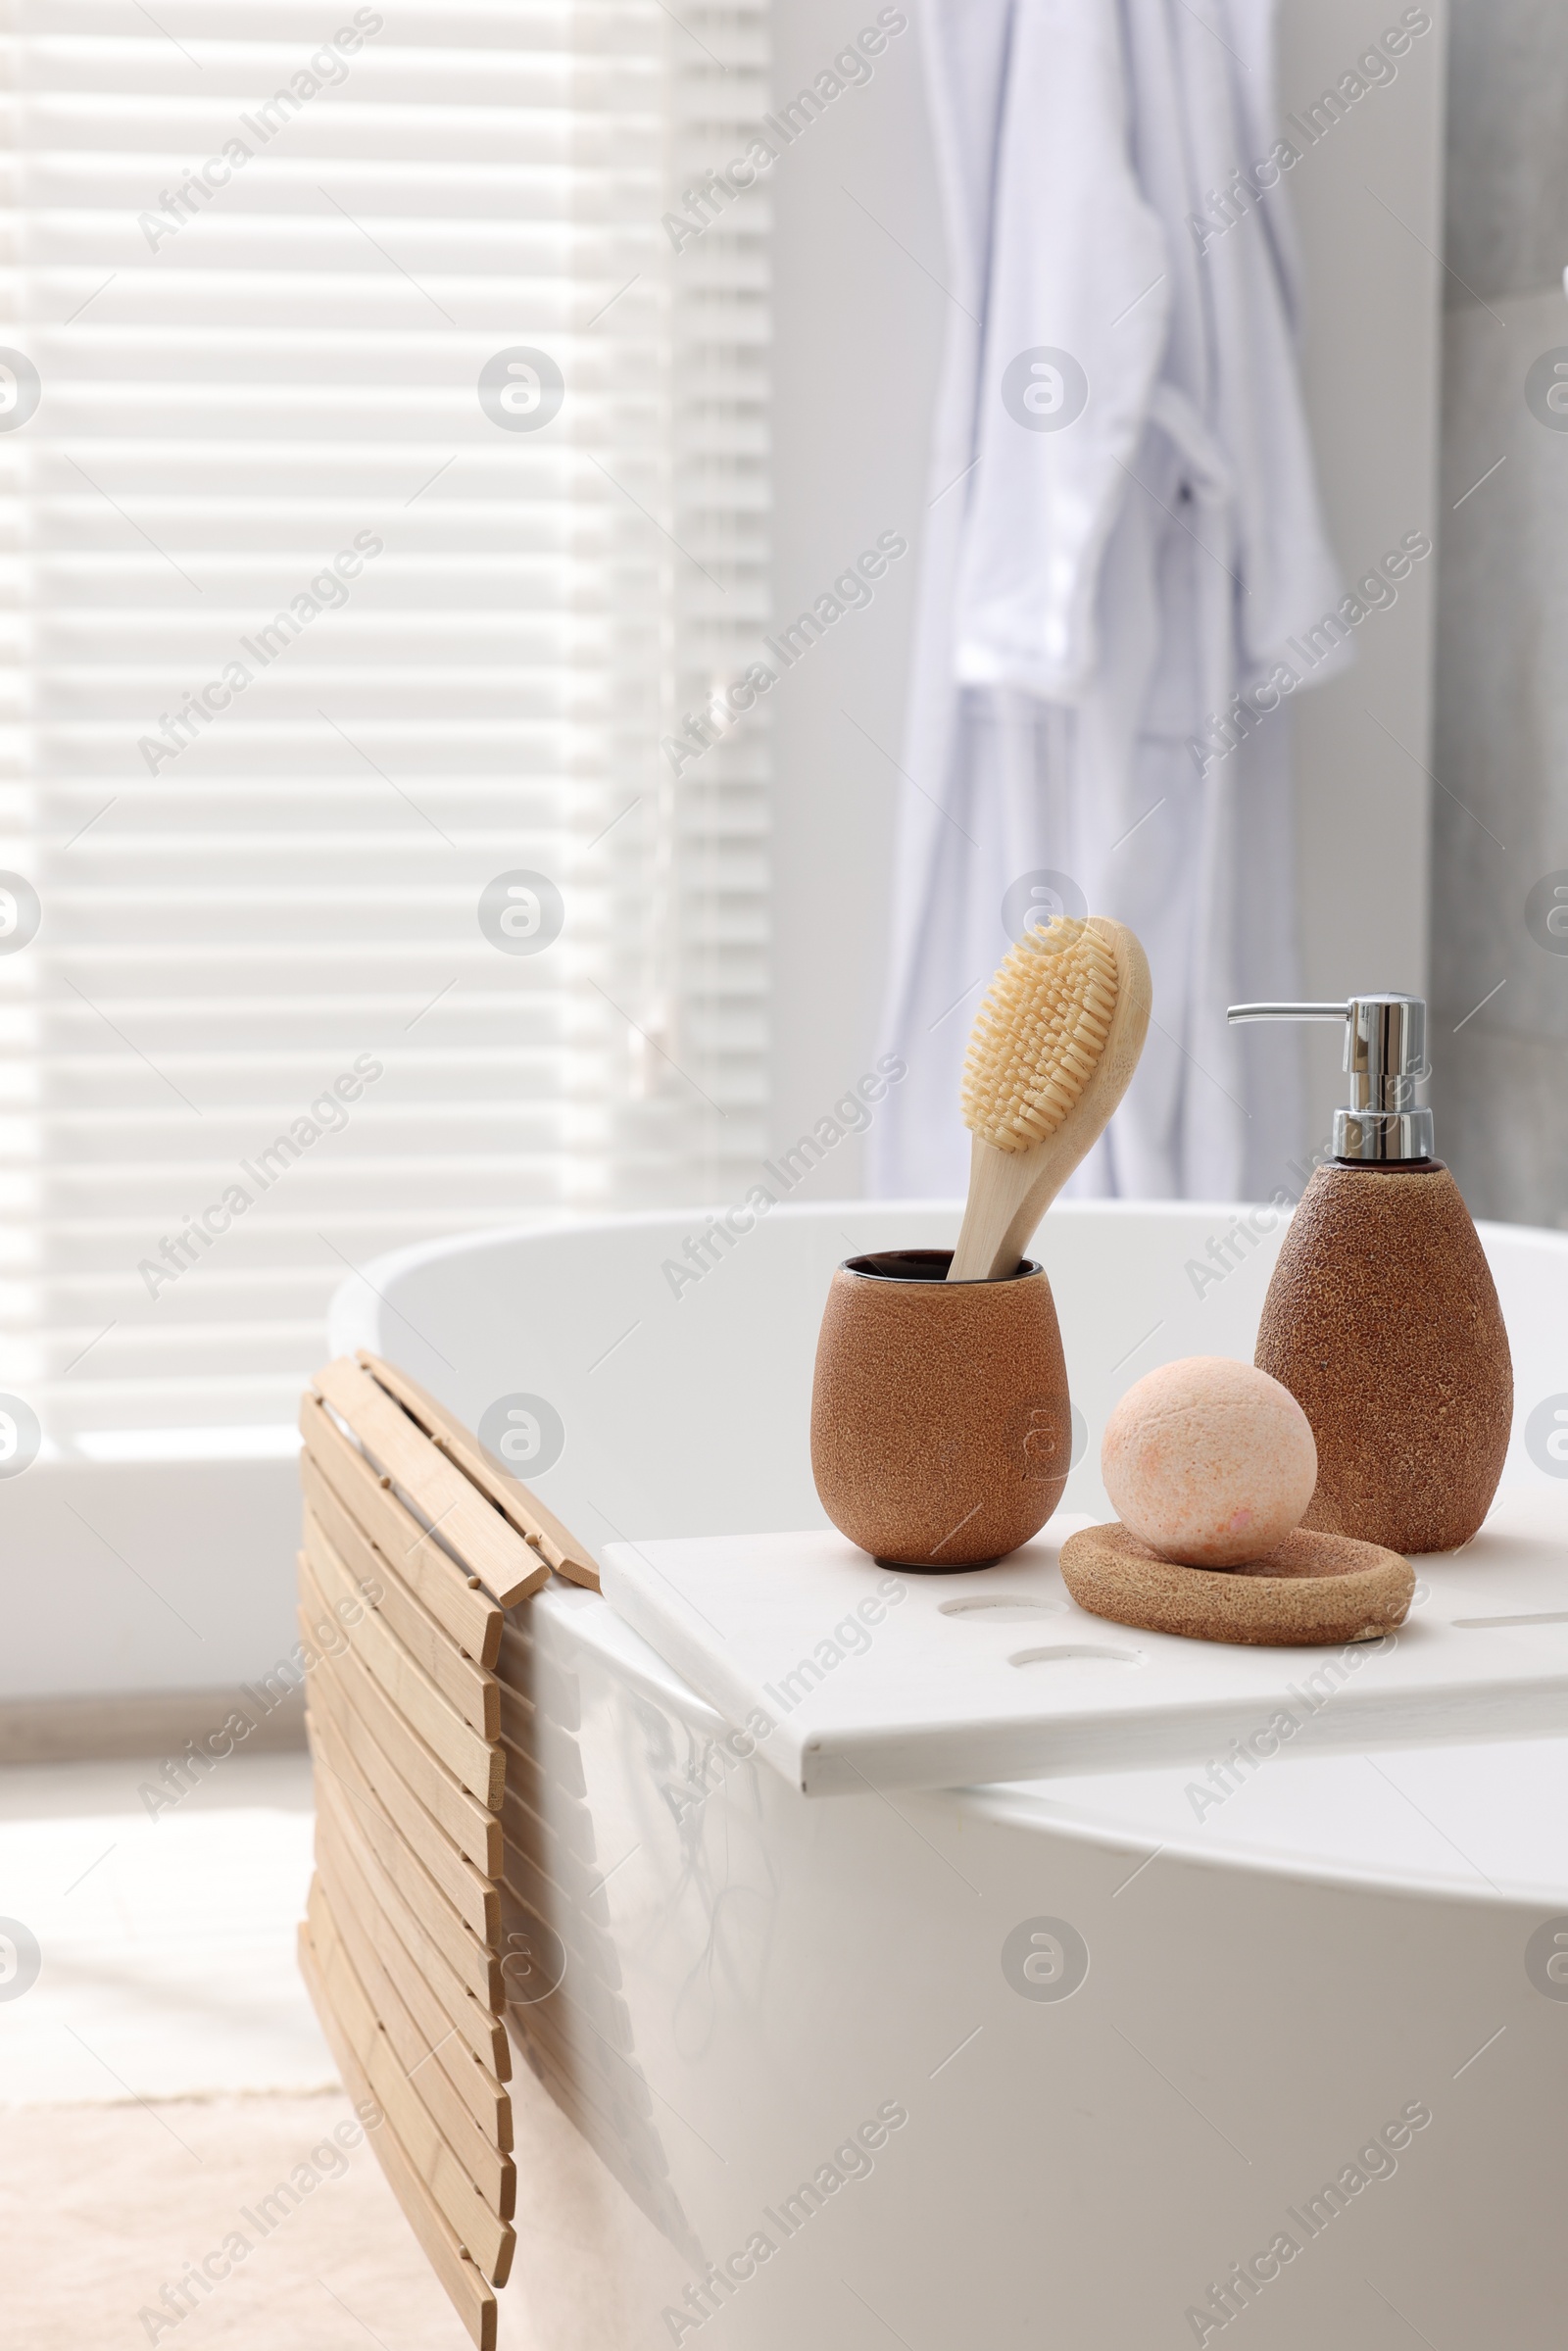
[1058,1522,1414,1648]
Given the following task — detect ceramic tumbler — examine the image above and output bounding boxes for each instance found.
[809,1248,1072,1568]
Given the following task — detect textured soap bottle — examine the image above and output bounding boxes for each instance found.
[1228,995,1512,1553]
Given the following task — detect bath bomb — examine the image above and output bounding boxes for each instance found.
[1101,1356,1317,1568]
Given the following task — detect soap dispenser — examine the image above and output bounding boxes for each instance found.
[1227,996,1512,1553]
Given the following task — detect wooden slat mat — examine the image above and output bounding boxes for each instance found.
[296,1354,595,2343]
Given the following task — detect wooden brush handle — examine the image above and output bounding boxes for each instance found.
[949,918,1152,1279]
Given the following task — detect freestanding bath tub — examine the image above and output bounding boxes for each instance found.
[329,1199,1568,2350]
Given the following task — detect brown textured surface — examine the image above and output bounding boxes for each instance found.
[1255,1161,1512,1552]
[1059,1521,1414,1646]
[810,1249,1070,1567]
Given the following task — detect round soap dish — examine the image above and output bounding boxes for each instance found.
[1058,1522,1414,1648]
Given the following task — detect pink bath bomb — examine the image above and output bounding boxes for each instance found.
[1101,1356,1317,1567]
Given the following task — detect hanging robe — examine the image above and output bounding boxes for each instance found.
[870,0,1349,1203]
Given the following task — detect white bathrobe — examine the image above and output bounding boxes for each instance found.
[871,0,1347,1202]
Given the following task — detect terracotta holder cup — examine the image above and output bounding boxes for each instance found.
[809,1248,1071,1569]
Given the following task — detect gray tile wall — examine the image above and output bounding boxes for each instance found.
[1434,0,1568,1224]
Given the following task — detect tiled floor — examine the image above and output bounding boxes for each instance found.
[0,1751,683,2351]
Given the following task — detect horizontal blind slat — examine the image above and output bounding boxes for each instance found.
[0,0,771,1445]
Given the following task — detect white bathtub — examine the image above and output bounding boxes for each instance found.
[330,1200,1568,2350]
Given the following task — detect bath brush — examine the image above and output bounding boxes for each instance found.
[948,913,1152,1281]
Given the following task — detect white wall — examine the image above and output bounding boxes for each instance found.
[767,0,1448,1176]
[0,1457,302,1710]
[766,1,944,1188]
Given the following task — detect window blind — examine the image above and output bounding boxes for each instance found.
[0,0,769,1454]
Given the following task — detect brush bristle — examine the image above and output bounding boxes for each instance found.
[960,915,1119,1152]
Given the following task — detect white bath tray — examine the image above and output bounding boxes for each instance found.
[601,1488,1568,1795]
